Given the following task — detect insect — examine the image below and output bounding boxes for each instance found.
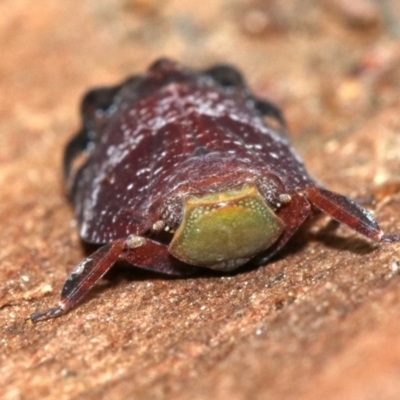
[29,58,398,322]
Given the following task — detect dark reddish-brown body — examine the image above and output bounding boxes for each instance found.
[30,59,398,322]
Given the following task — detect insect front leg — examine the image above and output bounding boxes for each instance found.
[29,236,198,322]
[121,236,200,277]
[29,239,127,322]
[304,186,400,242]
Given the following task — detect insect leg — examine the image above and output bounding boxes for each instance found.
[64,86,121,184]
[204,65,286,126]
[304,186,397,242]
[203,65,245,89]
[29,236,198,322]
[29,239,126,322]
[256,193,312,264]
[121,235,199,276]
[253,98,286,127]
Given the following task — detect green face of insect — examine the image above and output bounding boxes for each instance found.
[168,184,285,271]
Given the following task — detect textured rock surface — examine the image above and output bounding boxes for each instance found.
[1,1,400,399]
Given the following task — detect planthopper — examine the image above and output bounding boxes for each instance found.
[29,59,399,322]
